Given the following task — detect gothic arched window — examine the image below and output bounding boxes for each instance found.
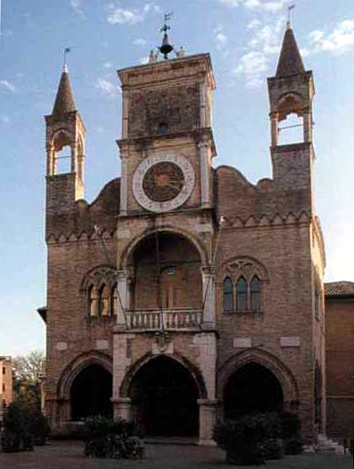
[236,277,248,311]
[88,284,98,317]
[223,277,233,313]
[98,284,109,316]
[110,284,118,316]
[250,276,261,311]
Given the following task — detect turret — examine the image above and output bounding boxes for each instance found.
[267,24,315,196]
[45,65,86,233]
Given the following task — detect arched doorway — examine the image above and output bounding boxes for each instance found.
[71,364,113,420]
[224,363,284,419]
[129,356,199,436]
[129,232,203,311]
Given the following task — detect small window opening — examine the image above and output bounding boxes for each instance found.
[88,285,98,317]
[55,146,72,174]
[159,122,169,135]
[236,277,248,312]
[110,284,118,316]
[250,276,261,311]
[98,285,109,316]
[223,277,233,313]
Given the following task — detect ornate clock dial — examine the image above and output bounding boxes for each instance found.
[142,162,184,202]
[132,154,195,213]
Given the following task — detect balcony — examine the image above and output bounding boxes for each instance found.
[125,308,203,332]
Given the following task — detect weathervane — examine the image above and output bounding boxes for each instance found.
[287,4,295,29]
[158,12,174,60]
[63,47,73,71]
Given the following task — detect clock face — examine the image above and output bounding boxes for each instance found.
[133,154,195,213]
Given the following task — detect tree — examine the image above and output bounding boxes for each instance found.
[12,351,45,411]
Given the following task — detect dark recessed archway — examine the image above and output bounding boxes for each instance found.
[71,363,113,421]
[129,355,199,436]
[224,362,284,419]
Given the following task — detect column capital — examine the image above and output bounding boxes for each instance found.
[198,138,211,150]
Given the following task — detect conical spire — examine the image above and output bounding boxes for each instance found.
[275,26,305,78]
[52,66,77,116]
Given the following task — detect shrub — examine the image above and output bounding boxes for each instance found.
[1,402,34,452]
[83,416,144,459]
[30,410,51,445]
[213,415,269,465]
[262,438,283,460]
[284,436,303,455]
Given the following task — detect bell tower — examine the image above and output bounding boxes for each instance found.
[267,23,315,200]
[45,65,86,235]
[117,21,216,217]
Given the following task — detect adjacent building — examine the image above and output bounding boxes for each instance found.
[0,357,13,420]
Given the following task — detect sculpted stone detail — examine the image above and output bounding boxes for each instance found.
[133,154,195,213]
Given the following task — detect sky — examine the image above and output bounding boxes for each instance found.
[0,0,353,356]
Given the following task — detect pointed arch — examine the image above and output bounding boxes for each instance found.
[223,277,233,313]
[236,276,247,311]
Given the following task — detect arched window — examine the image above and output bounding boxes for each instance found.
[250,276,261,311]
[159,122,169,135]
[236,277,247,311]
[223,277,233,313]
[88,285,98,317]
[110,284,118,316]
[98,285,109,316]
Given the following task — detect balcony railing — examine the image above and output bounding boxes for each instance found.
[125,308,203,332]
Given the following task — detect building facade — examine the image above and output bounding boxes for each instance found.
[325,282,354,439]
[0,357,13,421]
[41,25,326,444]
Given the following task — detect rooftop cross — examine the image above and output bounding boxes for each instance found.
[159,12,174,60]
[287,4,296,29]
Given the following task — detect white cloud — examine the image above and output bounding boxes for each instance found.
[307,19,354,55]
[217,0,286,12]
[214,26,228,50]
[107,2,160,25]
[70,0,84,16]
[232,17,283,87]
[133,38,148,47]
[103,61,113,69]
[0,80,16,93]
[1,115,10,124]
[95,78,121,98]
[139,56,150,65]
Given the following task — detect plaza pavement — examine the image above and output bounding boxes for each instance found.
[0,440,352,469]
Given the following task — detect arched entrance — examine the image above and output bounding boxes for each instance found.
[71,364,113,420]
[224,363,284,418]
[129,356,199,436]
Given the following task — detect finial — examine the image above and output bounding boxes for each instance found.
[158,12,174,60]
[287,4,295,29]
[63,47,72,72]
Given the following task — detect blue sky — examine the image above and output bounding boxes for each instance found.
[0,0,353,356]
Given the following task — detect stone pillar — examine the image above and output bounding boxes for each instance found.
[116,269,128,329]
[112,397,132,421]
[46,144,55,176]
[303,111,313,143]
[201,267,215,329]
[199,82,207,127]
[120,156,128,216]
[198,139,211,208]
[122,90,129,139]
[270,114,278,147]
[198,399,219,446]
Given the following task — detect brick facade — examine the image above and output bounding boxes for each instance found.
[42,29,326,445]
[0,357,13,421]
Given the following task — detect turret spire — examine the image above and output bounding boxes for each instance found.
[52,66,77,116]
[158,12,174,60]
[275,24,305,78]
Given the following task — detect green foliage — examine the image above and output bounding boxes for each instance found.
[0,400,50,452]
[1,401,34,452]
[13,351,45,413]
[83,416,144,459]
[283,436,304,455]
[262,439,284,460]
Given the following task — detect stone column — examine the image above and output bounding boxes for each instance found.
[199,82,207,127]
[198,399,219,446]
[303,111,313,143]
[270,113,278,147]
[120,156,128,216]
[201,267,215,329]
[198,139,211,208]
[122,90,129,139]
[46,144,55,176]
[112,397,132,421]
[116,269,128,329]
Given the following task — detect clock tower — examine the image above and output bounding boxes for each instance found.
[117,51,216,216]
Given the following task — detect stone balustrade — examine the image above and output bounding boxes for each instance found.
[125,308,203,331]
